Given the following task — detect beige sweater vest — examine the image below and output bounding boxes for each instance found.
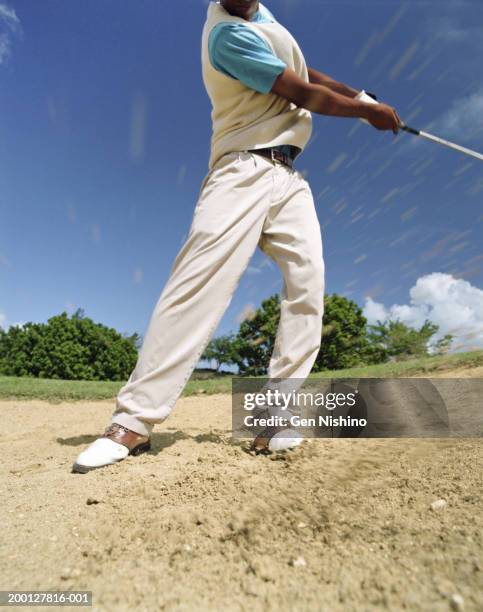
[201,1,312,169]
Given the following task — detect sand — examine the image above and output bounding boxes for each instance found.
[1,371,482,611]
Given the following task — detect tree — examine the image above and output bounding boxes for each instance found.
[0,311,139,381]
[210,293,371,375]
[197,294,448,376]
[123,332,143,351]
[367,319,440,361]
[202,334,241,372]
[234,295,281,375]
[314,294,369,371]
[433,333,453,355]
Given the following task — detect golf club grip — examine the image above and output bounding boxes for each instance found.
[400,124,420,136]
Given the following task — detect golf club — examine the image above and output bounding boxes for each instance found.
[356,90,483,161]
[399,123,483,162]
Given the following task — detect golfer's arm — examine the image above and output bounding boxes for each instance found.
[307,67,358,98]
[271,67,369,119]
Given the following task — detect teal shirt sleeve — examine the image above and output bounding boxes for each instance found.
[208,23,286,94]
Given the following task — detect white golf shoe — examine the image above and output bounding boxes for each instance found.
[250,426,304,454]
[268,429,304,452]
[72,423,151,473]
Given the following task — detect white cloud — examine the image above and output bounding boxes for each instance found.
[363,298,387,324]
[433,17,483,48]
[437,87,483,143]
[0,2,20,65]
[0,3,17,21]
[363,273,483,352]
[0,310,6,329]
[426,14,483,107]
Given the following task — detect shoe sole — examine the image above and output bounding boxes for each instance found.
[71,441,151,474]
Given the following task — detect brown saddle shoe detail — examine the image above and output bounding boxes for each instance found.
[103,423,151,455]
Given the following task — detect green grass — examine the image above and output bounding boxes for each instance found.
[0,373,233,402]
[308,349,483,379]
[0,350,482,402]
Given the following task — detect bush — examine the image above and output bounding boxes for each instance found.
[367,319,444,361]
[0,309,139,381]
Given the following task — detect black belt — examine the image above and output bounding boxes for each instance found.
[248,146,300,169]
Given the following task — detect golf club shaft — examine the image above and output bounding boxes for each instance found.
[400,124,483,162]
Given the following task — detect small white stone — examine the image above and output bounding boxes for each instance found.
[450,593,464,611]
[297,522,307,528]
[290,556,307,568]
[430,499,447,511]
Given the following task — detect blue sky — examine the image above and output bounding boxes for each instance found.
[1,0,482,351]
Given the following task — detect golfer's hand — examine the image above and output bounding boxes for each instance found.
[366,104,401,134]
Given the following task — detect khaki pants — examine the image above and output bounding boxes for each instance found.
[112,151,325,436]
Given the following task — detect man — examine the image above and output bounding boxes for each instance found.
[72,0,400,472]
